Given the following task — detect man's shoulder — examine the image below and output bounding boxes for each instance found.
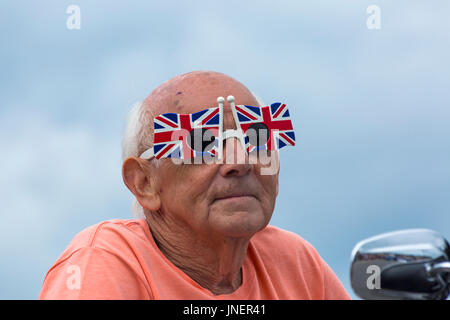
[250,225,323,264]
[56,219,149,262]
[71,218,147,245]
[250,225,350,300]
[40,219,153,299]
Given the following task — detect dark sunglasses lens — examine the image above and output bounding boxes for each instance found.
[246,123,269,146]
[188,128,216,152]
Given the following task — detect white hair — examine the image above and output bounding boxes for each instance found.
[121,93,265,218]
[121,101,154,218]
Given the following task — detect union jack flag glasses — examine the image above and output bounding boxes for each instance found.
[139,96,295,160]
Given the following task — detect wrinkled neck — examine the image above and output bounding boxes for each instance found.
[146,215,249,295]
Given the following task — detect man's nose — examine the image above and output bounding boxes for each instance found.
[219,137,252,177]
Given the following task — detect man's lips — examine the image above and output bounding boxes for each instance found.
[214,192,257,202]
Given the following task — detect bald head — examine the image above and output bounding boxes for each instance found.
[136,71,260,157]
[145,71,259,115]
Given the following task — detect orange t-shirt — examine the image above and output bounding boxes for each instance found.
[39,219,350,300]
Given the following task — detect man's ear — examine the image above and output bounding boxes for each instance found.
[122,157,161,212]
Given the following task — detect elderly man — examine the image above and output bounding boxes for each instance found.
[39,71,350,299]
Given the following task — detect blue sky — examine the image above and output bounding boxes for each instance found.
[0,1,449,299]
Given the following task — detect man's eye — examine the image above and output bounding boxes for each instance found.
[187,128,216,152]
[246,123,269,146]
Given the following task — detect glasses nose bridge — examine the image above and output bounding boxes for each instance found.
[222,129,245,148]
[220,129,247,160]
[222,129,242,140]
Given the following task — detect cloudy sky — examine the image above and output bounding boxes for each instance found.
[1,0,449,299]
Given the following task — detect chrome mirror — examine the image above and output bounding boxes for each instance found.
[350,229,450,300]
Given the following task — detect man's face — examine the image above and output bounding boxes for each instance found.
[151,86,279,240]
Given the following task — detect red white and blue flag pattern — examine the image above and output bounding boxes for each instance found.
[153,107,221,159]
[232,102,295,152]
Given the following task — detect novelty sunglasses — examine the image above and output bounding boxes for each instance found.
[140,96,295,160]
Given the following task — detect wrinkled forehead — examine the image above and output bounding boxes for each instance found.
[162,88,259,115]
[145,73,260,130]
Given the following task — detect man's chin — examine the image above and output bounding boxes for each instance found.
[208,208,269,238]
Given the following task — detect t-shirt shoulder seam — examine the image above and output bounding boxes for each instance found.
[87,221,111,247]
[86,219,141,247]
[43,247,89,279]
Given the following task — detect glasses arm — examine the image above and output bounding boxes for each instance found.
[140,148,155,160]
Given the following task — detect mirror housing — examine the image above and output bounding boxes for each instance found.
[350,229,450,300]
